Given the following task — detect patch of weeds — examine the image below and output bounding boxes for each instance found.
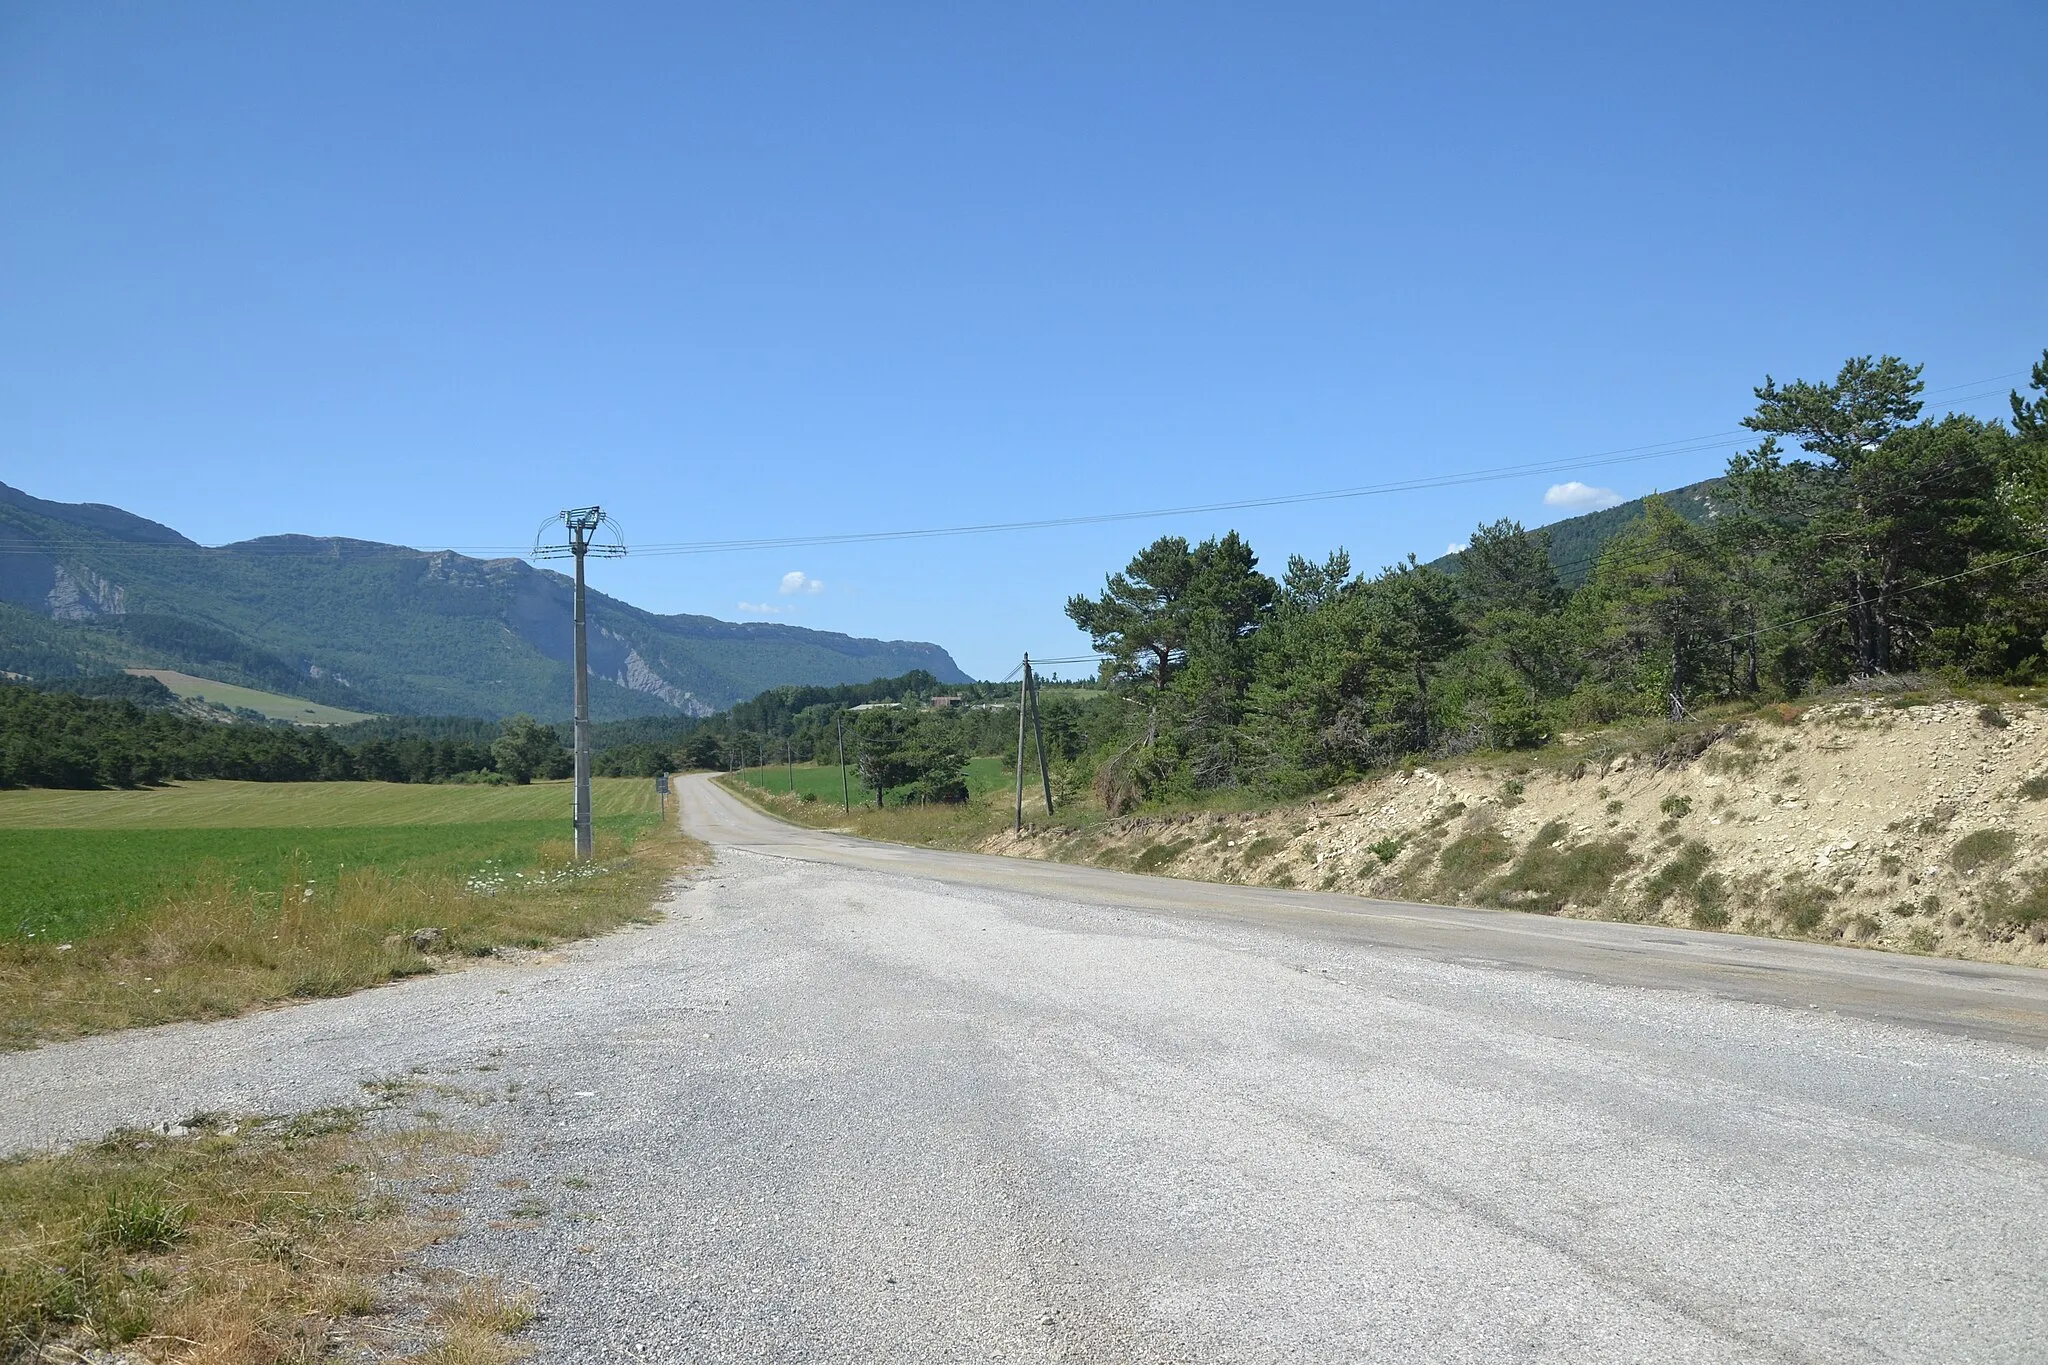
[1879,853,1904,877]
[1658,795,1692,819]
[559,1175,591,1190]
[1368,836,1405,866]
[0,1109,498,1364]
[1905,925,1938,953]
[1949,828,2017,874]
[1427,801,1467,828]
[507,1197,548,1220]
[91,1190,191,1253]
[1269,871,1297,889]
[1840,913,1880,941]
[1772,880,1836,936]
[1133,838,1194,873]
[1499,779,1526,808]
[1641,840,1714,909]
[1978,704,2010,729]
[1760,703,1803,726]
[1488,820,1635,915]
[1978,872,2048,931]
[1432,826,1514,900]
[1689,875,1730,929]
[1239,836,1283,866]
[1604,800,1624,815]
[2019,774,2048,801]
[1656,818,1681,836]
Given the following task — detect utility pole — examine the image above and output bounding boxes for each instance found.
[1025,654,1054,817]
[533,506,625,861]
[836,710,850,812]
[1015,657,1029,832]
[787,738,794,794]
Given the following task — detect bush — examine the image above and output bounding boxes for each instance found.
[1949,829,2017,873]
[1489,820,1634,914]
[1368,836,1405,866]
[2019,774,2048,801]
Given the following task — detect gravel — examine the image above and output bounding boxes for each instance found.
[8,779,2048,1361]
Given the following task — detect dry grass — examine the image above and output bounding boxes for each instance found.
[0,824,706,1049]
[0,1101,527,1365]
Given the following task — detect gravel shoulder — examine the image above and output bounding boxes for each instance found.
[7,775,2048,1361]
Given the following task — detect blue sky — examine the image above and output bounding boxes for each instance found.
[2,2,2042,681]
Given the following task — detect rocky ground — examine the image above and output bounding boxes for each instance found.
[987,697,2048,968]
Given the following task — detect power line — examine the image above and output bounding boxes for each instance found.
[0,372,2029,562]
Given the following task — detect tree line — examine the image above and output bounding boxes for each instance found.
[1058,352,2048,810]
[0,687,592,790]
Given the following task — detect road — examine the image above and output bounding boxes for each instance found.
[7,772,2048,1362]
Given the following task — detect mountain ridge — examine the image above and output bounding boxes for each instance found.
[0,482,969,718]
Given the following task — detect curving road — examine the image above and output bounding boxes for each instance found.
[7,772,2048,1362]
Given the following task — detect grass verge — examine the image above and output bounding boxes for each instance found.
[1,784,705,1049]
[0,1100,526,1364]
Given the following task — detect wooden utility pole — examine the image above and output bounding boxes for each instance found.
[1015,657,1030,832]
[787,739,794,794]
[836,710,850,812]
[1025,655,1054,817]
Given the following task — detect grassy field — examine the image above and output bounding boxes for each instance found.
[125,667,379,725]
[0,778,696,1047]
[730,755,1008,807]
[0,775,658,829]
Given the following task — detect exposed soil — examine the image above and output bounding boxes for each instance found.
[984,699,2048,968]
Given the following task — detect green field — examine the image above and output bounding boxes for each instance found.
[0,778,662,940]
[733,755,1008,806]
[127,668,379,725]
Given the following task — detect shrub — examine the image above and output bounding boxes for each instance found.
[1772,881,1835,935]
[1978,705,2010,729]
[1239,836,1282,866]
[1489,820,1635,915]
[2019,774,2048,801]
[1642,840,1714,908]
[1499,779,1526,808]
[1949,829,2017,874]
[1658,794,1692,819]
[1689,875,1730,929]
[1981,874,2048,929]
[1368,836,1405,866]
[1134,838,1193,873]
[1434,827,1513,898]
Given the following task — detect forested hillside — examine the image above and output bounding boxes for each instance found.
[1045,352,2048,808]
[0,484,969,719]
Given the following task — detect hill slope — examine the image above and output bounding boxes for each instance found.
[1433,476,1724,585]
[0,483,969,718]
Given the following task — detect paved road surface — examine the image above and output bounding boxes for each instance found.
[7,772,2048,1362]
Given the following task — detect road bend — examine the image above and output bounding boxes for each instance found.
[5,771,2046,1362]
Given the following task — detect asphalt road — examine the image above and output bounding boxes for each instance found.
[7,772,2048,1362]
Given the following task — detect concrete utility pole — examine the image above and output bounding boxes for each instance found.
[534,506,625,861]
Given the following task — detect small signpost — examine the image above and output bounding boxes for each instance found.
[655,771,670,823]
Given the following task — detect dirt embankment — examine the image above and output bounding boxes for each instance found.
[984,699,2048,968]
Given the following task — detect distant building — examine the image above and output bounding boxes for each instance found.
[928,696,963,708]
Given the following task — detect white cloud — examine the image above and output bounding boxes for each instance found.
[1544,481,1623,511]
[736,601,791,616]
[779,570,825,595]
[1447,541,1468,554]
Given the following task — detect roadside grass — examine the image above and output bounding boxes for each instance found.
[728,757,1009,808]
[718,763,1027,848]
[0,779,702,1048]
[0,1100,528,1365]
